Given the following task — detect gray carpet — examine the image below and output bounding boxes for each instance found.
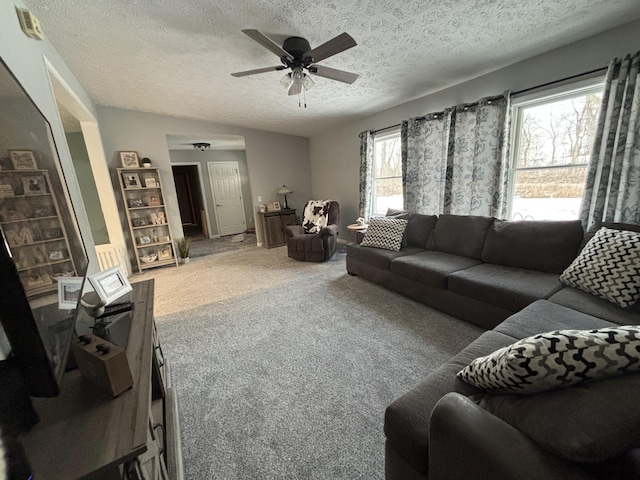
[155,249,482,479]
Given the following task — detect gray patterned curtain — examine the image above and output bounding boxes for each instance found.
[401,111,452,214]
[447,95,511,217]
[401,93,511,217]
[580,51,640,227]
[358,130,374,219]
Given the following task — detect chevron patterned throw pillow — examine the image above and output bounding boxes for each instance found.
[360,217,408,252]
[560,227,640,308]
[458,326,640,394]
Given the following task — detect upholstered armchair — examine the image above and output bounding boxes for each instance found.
[284,200,340,262]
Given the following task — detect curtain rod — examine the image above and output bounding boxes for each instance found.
[371,123,401,135]
[513,65,608,96]
[370,65,608,135]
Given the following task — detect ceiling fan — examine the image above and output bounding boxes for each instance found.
[231,29,359,96]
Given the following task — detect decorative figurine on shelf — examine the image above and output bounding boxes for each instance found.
[141,157,152,168]
[277,185,293,209]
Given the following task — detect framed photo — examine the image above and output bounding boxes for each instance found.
[122,173,141,189]
[128,198,144,208]
[0,184,15,197]
[120,151,139,168]
[157,246,172,260]
[272,201,281,211]
[143,177,157,188]
[147,195,160,206]
[22,175,46,195]
[57,277,83,309]
[10,150,37,170]
[88,266,132,306]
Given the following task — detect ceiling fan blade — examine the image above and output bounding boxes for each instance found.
[309,65,359,84]
[241,29,294,61]
[288,82,303,96]
[304,32,357,63]
[231,66,285,77]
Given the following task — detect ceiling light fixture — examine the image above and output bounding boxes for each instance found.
[280,67,314,108]
[193,142,211,151]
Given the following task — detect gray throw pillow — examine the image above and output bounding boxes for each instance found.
[360,217,408,252]
[560,227,640,308]
[477,372,640,462]
[457,326,640,394]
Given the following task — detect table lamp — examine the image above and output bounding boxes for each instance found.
[277,185,293,209]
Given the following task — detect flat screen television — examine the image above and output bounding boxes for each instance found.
[0,55,88,413]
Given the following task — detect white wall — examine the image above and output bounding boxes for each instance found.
[309,19,640,237]
[95,106,311,247]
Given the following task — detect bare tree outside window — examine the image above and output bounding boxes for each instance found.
[373,131,402,215]
[510,87,602,220]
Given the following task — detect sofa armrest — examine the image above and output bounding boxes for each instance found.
[284,225,304,238]
[318,224,338,237]
[429,393,594,480]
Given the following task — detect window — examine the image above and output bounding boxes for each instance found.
[508,84,603,221]
[372,129,402,215]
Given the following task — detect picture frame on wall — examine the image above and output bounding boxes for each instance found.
[119,151,139,168]
[122,173,141,189]
[9,150,37,170]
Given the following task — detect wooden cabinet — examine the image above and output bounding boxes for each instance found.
[258,208,296,248]
[117,167,179,272]
[0,169,78,296]
[20,280,184,480]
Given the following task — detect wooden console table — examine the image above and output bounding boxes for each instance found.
[20,279,183,479]
[257,208,296,248]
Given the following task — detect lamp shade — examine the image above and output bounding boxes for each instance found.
[277,185,293,195]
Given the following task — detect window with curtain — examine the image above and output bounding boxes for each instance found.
[508,83,603,220]
[372,128,402,215]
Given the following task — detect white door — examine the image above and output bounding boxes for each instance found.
[208,161,246,236]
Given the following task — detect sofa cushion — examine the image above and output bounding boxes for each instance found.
[360,217,408,252]
[482,219,583,274]
[426,214,494,260]
[384,330,515,474]
[458,326,640,394]
[346,243,423,271]
[495,299,618,339]
[548,286,640,327]
[478,372,640,462]
[448,263,561,313]
[390,251,481,289]
[397,213,438,249]
[560,227,640,308]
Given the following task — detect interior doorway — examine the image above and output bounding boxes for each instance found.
[172,164,207,239]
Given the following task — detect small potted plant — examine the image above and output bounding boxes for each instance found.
[176,237,191,264]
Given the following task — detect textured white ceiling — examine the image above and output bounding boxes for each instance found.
[25,0,640,138]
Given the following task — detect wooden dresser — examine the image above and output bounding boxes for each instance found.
[20,280,183,479]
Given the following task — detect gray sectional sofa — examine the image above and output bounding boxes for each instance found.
[346,213,640,480]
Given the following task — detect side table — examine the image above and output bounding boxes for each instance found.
[347,223,369,243]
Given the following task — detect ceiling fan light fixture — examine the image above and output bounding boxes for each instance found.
[280,72,292,89]
[193,142,211,151]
